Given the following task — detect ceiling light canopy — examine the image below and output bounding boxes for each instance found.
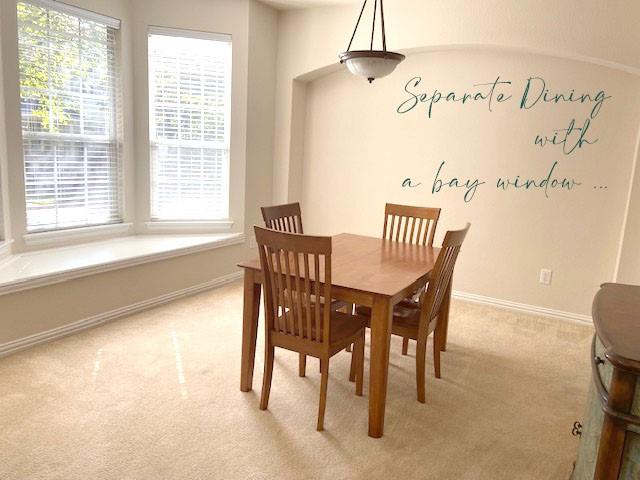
[338,0,405,83]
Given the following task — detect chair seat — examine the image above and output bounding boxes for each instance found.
[329,311,368,343]
[355,302,433,337]
[288,290,346,311]
[277,310,368,344]
[356,301,418,319]
[329,299,348,311]
[355,298,419,315]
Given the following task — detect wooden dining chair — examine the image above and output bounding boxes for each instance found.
[261,202,354,369]
[261,202,304,234]
[254,226,366,431]
[383,203,441,355]
[355,223,470,403]
[383,203,441,246]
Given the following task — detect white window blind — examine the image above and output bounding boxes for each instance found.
[18,1,121,233]
[148,29,231,221]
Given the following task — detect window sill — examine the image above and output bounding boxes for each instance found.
[144,220,234,233]
[23,223,134,248]
[0,232,245,296]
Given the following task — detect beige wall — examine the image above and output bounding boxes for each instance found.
[246,0,277,227]
[301,50,640,315]
[0,244,247,345]
[272,0,640,316]
[615,134,640,285]
[0,0,277,347]
[273,0,640,207]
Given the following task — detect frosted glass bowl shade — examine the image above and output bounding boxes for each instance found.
[338,50,405,83]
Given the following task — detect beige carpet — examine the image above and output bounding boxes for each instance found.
[0,280,593,480]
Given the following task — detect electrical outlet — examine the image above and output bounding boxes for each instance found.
[539,268,553,285]
[249,236,256,249]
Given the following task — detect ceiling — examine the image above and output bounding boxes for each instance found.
[260,0,359,10]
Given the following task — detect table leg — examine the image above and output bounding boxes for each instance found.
[439,280,452,352]
[240,269,261,392]
[368,295,393,438]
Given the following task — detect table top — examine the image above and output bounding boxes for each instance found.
[238,233,439,298]
[593,282,640,373]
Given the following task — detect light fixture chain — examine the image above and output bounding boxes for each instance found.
[380,0,387,51]
[370,0,377,51]
[346,0,369,53]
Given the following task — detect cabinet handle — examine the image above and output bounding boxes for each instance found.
[571,421,583,437]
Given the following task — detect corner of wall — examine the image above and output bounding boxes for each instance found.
[614,120,640,284]
[247,0,278,220]
[0,6,11,244]
[287,78,307,203]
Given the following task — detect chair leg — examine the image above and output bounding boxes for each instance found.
[317,358,329,431]
[260,345,275,410]
[349,347,356,382]
[299,353,306,377]
[433,331,441,379]
[344,304,355,353]
[402,337,409,355]
[355,332,364,396]
[415,337,427,403]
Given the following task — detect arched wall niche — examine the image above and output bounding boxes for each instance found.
[273,0,640,206]
[275,26,640,315]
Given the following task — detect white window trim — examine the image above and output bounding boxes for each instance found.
[147,25,230,43]
[144,220,233,233]
[147,27,234,227]
[0,240,13,260]
[17,0,125,241]
[23,222,133,247]
[25,0,121,28]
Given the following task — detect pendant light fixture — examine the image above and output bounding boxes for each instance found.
[338,0,405,83]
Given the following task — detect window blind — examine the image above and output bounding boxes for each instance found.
[148,30,232,221]
[18,1,121,233]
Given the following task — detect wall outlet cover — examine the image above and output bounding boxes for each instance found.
[539,268,553,285]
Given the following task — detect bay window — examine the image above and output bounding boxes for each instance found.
[17,1,122,233]
[147,28,232,222]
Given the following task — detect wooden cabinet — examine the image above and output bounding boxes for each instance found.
[572,283,640,479]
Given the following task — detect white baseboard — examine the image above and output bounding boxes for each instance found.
[0,275,591,359]
[0,271,243,358]
[452,290,592,324]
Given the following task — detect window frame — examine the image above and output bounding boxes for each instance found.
[15,0,125,236]
[145,25,234,232]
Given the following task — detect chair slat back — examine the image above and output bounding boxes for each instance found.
[261,202,304,234]
[254,226,332,345]
[382,203,441,246]
[420,223,470,327]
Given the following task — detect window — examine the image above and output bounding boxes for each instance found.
[148,28,232,222]
[17,1,121,233]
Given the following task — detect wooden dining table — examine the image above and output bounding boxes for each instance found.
[238,232,451,438]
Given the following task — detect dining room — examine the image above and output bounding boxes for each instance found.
[1,0,640,479]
